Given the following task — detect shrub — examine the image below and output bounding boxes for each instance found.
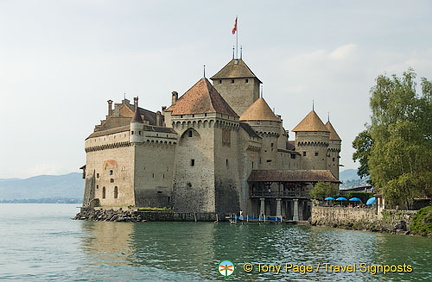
[409,206,432,236]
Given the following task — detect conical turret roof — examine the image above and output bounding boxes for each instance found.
[240,98,280,121]
[292,110,329,132]
[131,107,144,123]
[325,121,341,141]
[165,78,238,117]
[210,58,262,83]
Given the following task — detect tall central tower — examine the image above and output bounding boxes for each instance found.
[210,58,262,116]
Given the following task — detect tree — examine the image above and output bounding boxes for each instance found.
[352,69,432,208]
[352,129,373,179]
[310,182,338,200]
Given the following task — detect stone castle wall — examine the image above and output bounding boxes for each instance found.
[84,132,136,207]
[213,121,241,214]
[311,206,418,233]
[213,78,260,115]
[295,131,330,170]
[133,141,176,208]
[327,140,341,178]
[171,117,217,212]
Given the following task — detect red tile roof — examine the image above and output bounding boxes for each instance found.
[210,58,262,83]
[240,98,280,121]
[325,121,341,141]
[292,110,329,132]
[165,78,238,117]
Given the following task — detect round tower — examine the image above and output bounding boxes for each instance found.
[130,99,144,144]
[292,110,330,170]
[240,98,281,169]
[325,120,341,178]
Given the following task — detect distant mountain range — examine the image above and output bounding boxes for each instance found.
[339,169,370,189]
[0,173,84,203]
[339,169,359,182]
[0,169,364,203]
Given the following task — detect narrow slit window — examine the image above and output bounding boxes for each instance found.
[114,186,118,198]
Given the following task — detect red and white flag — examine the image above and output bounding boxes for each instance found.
[232,17,238,34]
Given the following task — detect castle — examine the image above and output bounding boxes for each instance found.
[81,55,341,221]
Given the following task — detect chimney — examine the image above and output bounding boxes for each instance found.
[107,100,113,115]
[171,91,178,105]
[156,111,162,126]
[134,97,139,111]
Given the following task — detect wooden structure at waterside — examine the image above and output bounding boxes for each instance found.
[247,169,340,221]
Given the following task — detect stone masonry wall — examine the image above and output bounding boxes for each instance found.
[311,206,418,234]
[84,130,135,207]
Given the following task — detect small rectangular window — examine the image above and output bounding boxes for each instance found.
[315,152,319,156]
[245,79,249,83]
[110,178,114,183]
[114,186,118,198]
[109,170,113,175]
[191,159,195,166]
[188,130,193,137]
[303,152,307,156]
[231,79,235,83]
[291,154,296,159]
[96,173,99,178]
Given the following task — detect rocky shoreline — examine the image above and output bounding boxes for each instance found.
[309,218,412,235]
[73,207,222,222]
[74,208,147,222]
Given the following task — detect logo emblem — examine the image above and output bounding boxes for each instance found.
[218,260,235,277]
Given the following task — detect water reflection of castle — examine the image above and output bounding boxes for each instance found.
[81,54,341,221]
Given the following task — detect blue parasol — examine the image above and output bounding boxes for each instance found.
[325,197,335,201]
[366,197,377,205]
[349,197,362,202]
[336,197,347,201]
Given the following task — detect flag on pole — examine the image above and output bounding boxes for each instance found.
[232,17,238,34]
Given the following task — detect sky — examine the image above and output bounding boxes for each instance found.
[1,0,431,179]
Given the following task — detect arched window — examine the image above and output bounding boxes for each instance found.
[114,186,118,199]
[102,187,106,199]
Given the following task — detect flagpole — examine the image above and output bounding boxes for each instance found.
[236,16,238,59]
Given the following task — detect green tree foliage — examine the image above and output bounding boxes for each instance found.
[310,182,338,200]
[410,206,432,236]
[353,69,432,208]
[352,129,373,179]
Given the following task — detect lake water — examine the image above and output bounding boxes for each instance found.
[0,204,430,281]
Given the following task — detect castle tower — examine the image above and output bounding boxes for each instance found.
[210,58,262,116]
[130,100,144,144]
[325,120,341,179]
[165,78,241,214]
[292,110,330,171]
[240,97,281,169]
